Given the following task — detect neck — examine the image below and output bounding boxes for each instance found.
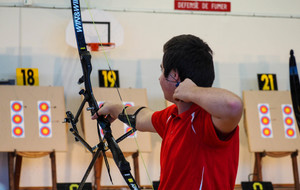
[175,101,193,114]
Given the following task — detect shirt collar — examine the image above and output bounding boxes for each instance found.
[170,103,200,119]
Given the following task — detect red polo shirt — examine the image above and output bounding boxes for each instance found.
[152,104,239,190]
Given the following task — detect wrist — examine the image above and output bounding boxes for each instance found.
[118,106,146,129]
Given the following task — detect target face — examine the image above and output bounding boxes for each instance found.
[37,101,52,138]
[10,101,25,138]
[40,127,51,137]
[283,105,292,115]
[259,105,269,114]
[257,104,273,138]
[12,115,23,124]
[285,117,294,126]
[98,126,104,138]
[39,102,49,112]
[98,101,104,108]
[286,128,295,137]
[261,117,270,125]
[11,102,22,112]
[97,101,108,139]
[123,102,134,107]
[262,128,272,137]
[124,126,136,138]
[281,104,297,139]
[13,127,24,137]
[122,101,136,137]
[40,115,50,124]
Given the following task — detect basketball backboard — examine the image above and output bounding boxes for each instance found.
[66,9,123,51]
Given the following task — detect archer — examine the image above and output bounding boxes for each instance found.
[92,34,243,190]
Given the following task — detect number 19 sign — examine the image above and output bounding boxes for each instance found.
[98,69,120,88]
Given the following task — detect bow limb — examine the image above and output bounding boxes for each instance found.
[69,0,141,189]
[289,50,300,131]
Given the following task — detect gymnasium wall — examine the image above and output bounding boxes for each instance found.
[0,0,300,188]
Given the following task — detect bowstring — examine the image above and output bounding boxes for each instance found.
[84,1,154,189]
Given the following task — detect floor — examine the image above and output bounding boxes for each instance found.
[98,186,296,190]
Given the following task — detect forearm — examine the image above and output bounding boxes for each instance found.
[93,102,156,133]
[122,106,156,132]
[188,87,242,119]
[173,78,243,133]
[186,86,243,133]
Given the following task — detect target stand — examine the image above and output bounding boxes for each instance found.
[8,151,57,190]
[243,91,300,189]
[252,151,299,189]
[0,86,67,190]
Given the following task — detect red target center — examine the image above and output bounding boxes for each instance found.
[285,117,294,126]
[261,117,270,125]
[39,103,49,112]
[13,115,23,124]
[12,103,22,112]
[41,127,50,136]
[286,128,295,137]
[13,127,23,136]
[263,128,271,136]
[40,115,50,124]
[126,127,135,136]
[124,103,133,107]
[283,106,292,114]
[260,105,268,114]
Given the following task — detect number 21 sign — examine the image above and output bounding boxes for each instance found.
[257,73,278,91]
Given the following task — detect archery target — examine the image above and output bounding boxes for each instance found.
[123,101,134,108]
[258,104,273,138]
[38,101,52,138]
[10,101,25,138]
[125,127,137,138]
[281,104,297,138]
[98,101,105,109]
[97,101,105,138]
[122,102,136,138]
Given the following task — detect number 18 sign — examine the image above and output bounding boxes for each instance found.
[16,68,39,86]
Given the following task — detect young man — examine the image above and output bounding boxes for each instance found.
[92,34,243,189]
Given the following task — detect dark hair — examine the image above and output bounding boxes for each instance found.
[162,34,214,87]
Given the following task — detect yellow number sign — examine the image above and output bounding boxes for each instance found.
[257,73,277,90]
[16,68,39,86]
[98,69,120,87]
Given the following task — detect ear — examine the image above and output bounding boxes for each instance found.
[172,70,180,82]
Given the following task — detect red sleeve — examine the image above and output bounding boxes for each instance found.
[195,108,239,147]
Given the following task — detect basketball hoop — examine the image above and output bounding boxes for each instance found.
[87,43,115,52]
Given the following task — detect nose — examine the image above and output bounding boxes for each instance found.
[158,74,162,81]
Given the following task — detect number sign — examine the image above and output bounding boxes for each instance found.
[257,74,278,91]
[57,182,92,190]
[241,181,273,190]
[98,69,120,87]
[16,68,39,86]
